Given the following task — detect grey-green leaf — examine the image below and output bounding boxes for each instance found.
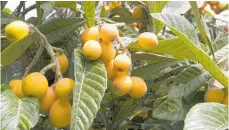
[153,99,191,121]
[150,13,228,88]
[184,103,228,130]
[83,1,95,27]
[168,72,211,99]
[0,88,39,130]
[1,12,19,25]
[70,49,107,130]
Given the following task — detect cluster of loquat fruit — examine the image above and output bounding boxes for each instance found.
[80,22,158,98]
[5,20,75,128]
[204,87,228,105]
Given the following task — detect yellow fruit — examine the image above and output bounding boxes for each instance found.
[100,41,115,64]
[55,78,74,98]
[105,60,116,80]
[114,54,131,72]
[108,1,122,9]
[51,53,69,74]
[128,77,147,98]
[223,95,228,105]
[49,98,72,128]
[22,72,48,99]
[208,1,219,6]
[133,5,144,19]
[115,69,128,77]
[204,87,224,103]
[81,27,99,43]
[214,3,227,14]
[138,110,148,119]
[112,75,132,96]
[39,87,57,113]
[137,32,158,50]
[99,24,119,42]
[5,20,29,43]
[9,80,24,98]
[82,40,102,60]
[200,8,206,15]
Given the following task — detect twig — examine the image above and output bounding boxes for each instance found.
[1,1,8,10]
[22,46,44,79]
[40,63,56,75]
[13,1,25,16]
[52,46,64,53]
[20,4,36,16]
[29,24,63,80]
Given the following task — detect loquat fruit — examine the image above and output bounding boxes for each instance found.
[112,75,132,96]
[55,78,75,98]
[39,87,57,113]
[9,79,24,98]
[204,87,224,103]
[81,26,99,43]
[51,53,69,74]
[22,72,48,99]
[5,20,29,43]
[105,60,116,80]
[99,24,119,42]
[137,32,158,50]
[128,77,147,98]
[82,40,102,60]
[100,41,115,64]
[114,54,131,72]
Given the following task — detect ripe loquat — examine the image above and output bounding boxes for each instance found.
[105,60,116,80]
[39,87,57,113]
[9,79,24,98]
[51,53,69,74]
[100,41,115,64]
[81,26,99,43]
[204,87,224,103]
[137,32,158,50]
[112,75,132,96]
[114,54,131,72]
[99,24,119,42]
[128,77,147,98]
[55,78,75,98]
[82,40,102,60]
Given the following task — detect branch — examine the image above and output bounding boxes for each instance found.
[1,1,8,10]
[52,46,64,53]
[29,24,63,80]
[22,46,44,79]
[40,63,56,74]
[20,4,36,16]
[13,1,25,16]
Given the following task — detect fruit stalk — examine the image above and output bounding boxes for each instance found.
[29,24,63,80]
[52,46,64,53]
[22,46,44,79]
[40,63,56,74]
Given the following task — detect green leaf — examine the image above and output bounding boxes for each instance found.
[131,53,175,61]
[150,13,228,88]
[54,1,77,11]
[190,1,214,57]
[213,36,228,53]
[40,1,55,12]
[113,99,135,128]
[153,99,191,121]
[109,8,136,23]
[1,12,19,25]
[128,38,197,60]
[168,72,211,99]
[174,65,204,84]
[146,1,168,34]
[1,34,36,66]
[70,49,107,130]
[83,1,95,27]
[1,88,39,130]
[1,18,86,66]
[131,57,180,79]
[184,103,228,130]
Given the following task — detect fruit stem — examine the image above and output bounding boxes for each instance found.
[116,37,132,74]
[40,63,56,75]
[114,22,125,27]
[52,46,64,53]
[29,24,63,80]
[22,46,44,79]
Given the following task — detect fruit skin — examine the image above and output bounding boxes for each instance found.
[100,41,115,64]
[82,40,102,60]
[223,95,228,105]
[49,98,72,128]
[204,87,224,103]
[39,87,57,113]
[112,75,132,96]
[208,1,219,6]
[138,110,148,119]
[22,72,49,99]
[55,78,75,98]
[213,3,228,14]
[114,54,131,72]
[51,53,69,74]
[99,24,119,42]
[81,27,99,43]
[5,20,29,43]
[133,5,144,19]
[108,1,121,9]
[115,69,128,77]
[105,60,116,80]
[9,80,24,98]
[137,32,158,50]
[128,77,147,98]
